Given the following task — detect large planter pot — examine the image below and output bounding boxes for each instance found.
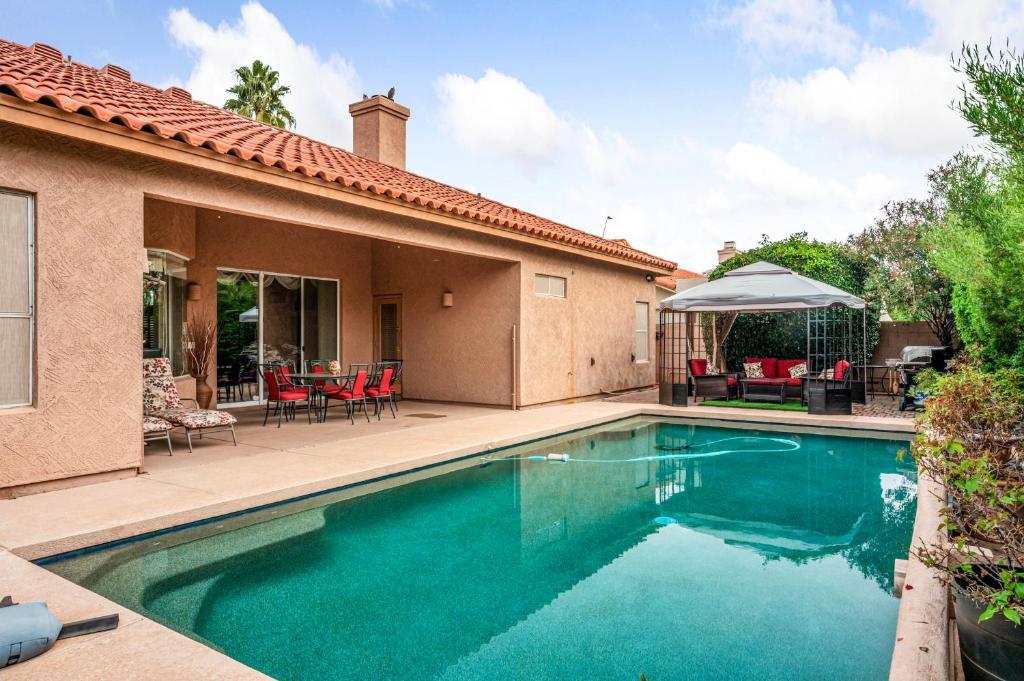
[194,375,213,410]
[955,575,1024,681]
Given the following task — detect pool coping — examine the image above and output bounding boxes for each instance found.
[0,400,917,680]
[888,470,957,681]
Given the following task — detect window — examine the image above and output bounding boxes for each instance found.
[634,301,650,362]
[534,274,566,298]
[0,191,34,408]
[143,251,188,376]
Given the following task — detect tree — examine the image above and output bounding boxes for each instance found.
[224,60,296,129]
[706,233,879,370]
[849,197,957,348]
[955,42,1024,157]
[924,43,1024,370]
[929,154,1024,369]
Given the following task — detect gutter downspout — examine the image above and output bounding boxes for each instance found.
[511,323,518,411]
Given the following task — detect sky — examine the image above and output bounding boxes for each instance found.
[5,0,1022,270]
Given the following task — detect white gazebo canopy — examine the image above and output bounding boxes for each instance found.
[660,261,866,312]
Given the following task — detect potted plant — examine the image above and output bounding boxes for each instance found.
[182,314,217,410]
[912,357,1024,680]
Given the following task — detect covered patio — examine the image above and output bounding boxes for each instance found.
[141,400,502,467]
[144,197,521,416]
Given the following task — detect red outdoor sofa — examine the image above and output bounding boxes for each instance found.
[689,356,851,402]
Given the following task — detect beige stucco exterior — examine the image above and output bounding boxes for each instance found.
[0,118,662,495]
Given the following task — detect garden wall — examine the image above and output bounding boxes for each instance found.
[872,322,941,364]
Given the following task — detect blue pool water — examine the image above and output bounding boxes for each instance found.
[44,418,916,680]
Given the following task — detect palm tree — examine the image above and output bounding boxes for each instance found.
[224,60,296,129]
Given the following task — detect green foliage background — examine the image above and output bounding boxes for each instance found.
[706,233,880,371]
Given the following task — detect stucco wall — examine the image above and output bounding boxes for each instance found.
[0,123,662,491]
[0,125,143,490]
[519,247,657,405]
[371,241,519,405]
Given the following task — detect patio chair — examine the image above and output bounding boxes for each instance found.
[307,360,346,421]
[237,355,258,400]
[688,358,739,401]
[323,364,371,424]
[217,357,243,402]
[259,363,313,427]
[143,358,237,452]
[379,358,404,408]
[366,364,397,419]
[143,415,174,455]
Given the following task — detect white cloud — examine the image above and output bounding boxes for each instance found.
[434,69,635,178]
[912,0,1024,52]
[752,47,972,156]
[166,1,360,147]
[435,69,569,165]
[749,1,1024,158]
[867,11,898,34]
[723,0,860,62]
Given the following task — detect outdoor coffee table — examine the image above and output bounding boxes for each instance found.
[739,378,787,404]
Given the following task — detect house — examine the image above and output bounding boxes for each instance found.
[0,39,675,497]
[655,268,706,306]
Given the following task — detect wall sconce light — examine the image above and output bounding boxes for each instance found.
[442,291,454,308]
[645,273,655,282]
[187,283,202,301]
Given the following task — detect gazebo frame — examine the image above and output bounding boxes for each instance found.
[657,262,868,415]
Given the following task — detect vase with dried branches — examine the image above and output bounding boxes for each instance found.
[183,314,217,409]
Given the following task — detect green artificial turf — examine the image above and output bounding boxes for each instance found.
[698,398,809,412]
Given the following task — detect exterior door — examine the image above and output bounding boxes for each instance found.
[373,295,402,393]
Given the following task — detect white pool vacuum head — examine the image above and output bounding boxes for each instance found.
[0,596,119,668]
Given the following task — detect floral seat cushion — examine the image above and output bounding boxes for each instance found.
[143,357,183,414]
[157,409,237,429]
[143,415,174,433]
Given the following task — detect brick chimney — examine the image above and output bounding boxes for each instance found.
[717,240,738,263]
[348,94,410,169]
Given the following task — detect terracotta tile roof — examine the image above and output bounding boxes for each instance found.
[655,267,706,290]
[672,268,704,280]
[0,39,675,271]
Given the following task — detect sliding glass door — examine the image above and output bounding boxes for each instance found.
[303,278,339,363]
[217,270,260,405]
[215,269,339,407]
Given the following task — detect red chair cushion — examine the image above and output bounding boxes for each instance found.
[777,359,805,378]
[745,379,783,386]
[834,359,850,380]
[726,377,737,386]
[786,378,802,386]
[321,384,344,395]
[276,391,308,401]
[328,390,357,400]
[366,387,391,397]
[745,357,778,378]
[688,358,707,377]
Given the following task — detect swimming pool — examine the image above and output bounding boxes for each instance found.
[43,417,916,680]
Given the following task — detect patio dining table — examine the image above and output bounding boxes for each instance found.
[287,372,353,423]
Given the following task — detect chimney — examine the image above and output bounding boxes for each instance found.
[348,94,410,169]
[717,240,738,263]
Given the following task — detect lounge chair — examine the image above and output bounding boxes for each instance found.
[143,415,174,455]
[143,358,238,452]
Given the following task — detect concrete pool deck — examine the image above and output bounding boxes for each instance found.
[0,397,916,679]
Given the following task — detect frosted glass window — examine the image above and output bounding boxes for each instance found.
[0,191,33,408]
[634,301,650,362]
[534,274,566,298]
